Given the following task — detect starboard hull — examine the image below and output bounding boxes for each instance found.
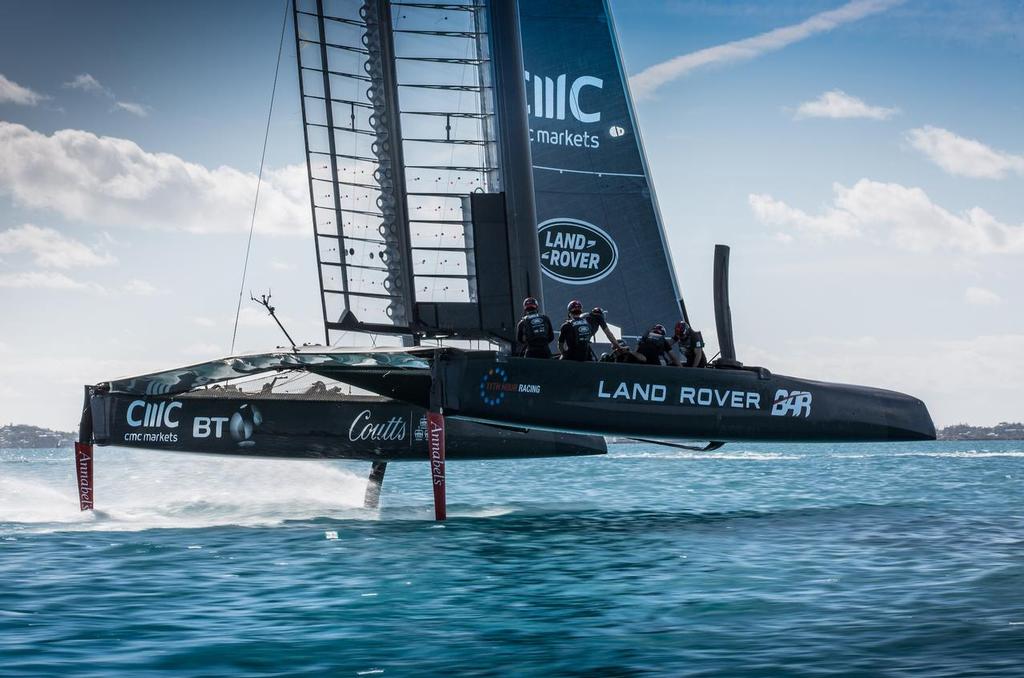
[432,353,935,443]
[88,391,606,461]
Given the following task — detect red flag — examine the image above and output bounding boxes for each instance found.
[74,442,94,511]
[426,411,446,520]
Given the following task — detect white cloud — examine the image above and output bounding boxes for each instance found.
[124,278,158,296]
[965,286,1002,306]
[192,316,217,327]
[64,73,111,96]
[0,73,46,106]
[630,0,902,99]
[907,126,1024,179]
[750,179,1024,253]
[0,271,98,290]
[0,122,309,236]
[0,224,115,268]
[794,89,898,120]
[114,101,148,117]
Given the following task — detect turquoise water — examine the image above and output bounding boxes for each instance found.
[2,442,1023,676]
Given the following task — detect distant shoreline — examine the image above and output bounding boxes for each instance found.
[4,422,1023,447]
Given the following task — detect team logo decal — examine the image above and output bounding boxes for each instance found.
[228,404,262,447]
[479,368,542,407]
[480,368,509,407]
[537,218,619,285]
[771,390,813,418]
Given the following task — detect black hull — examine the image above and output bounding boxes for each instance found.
[431,353,935,443]
[89,391,606,461]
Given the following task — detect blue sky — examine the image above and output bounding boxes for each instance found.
[1,0,1022,429]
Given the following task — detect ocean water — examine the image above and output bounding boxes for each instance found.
[1,442,1022,677]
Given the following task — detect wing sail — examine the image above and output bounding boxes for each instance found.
[519,0,685,336]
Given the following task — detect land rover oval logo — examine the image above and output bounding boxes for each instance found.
[537,218,618,285]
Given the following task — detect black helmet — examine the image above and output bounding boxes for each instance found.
[589,307,605,319]
[674,320,690,338]
[652,323,667,336]
[523,297,539,312]
[567,299,583,316]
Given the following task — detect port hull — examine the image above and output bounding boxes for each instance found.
[89,391,606,461]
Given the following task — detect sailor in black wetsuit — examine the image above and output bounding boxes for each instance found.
[515,297,554,359]
[635,324,681,366]
[673,320,706,367]
[558,299,595,361]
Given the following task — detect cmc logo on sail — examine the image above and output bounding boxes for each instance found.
[537,218,619,285]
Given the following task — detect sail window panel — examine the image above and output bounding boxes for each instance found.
[302,99,373,132]
[331,128,379,158]
[414,276,471,303]
[336,183,384,216]
[390,4,479,31]
[335,158,384,185]
[320,18,365,48]
[311,180,338,211]
[314,206,340,237]
[412,249,468,276]
[300,68,327,99]
[407,193,465,213]
[323,44,366,74]
[325,292,400,327]
[405,167,490,192]
[400,112,487,145]
[320,266,346,294]
[395,59,483,89]
[326,72,369,103]
[295,13,323,45]
[409,221,468,249]
[343,238,397,271]
[394,86,484,114]
[403,139,485,168]
[317,235,344,266]
[319,0,364,24]
[344,266,395,296]
[302,97,330,127]
[342,216,393,243]
[305,125,333,157]
[307,156,336,183]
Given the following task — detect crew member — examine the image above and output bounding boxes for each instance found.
[673,320,706,367]
[558,299,595,361]
[635,324,680,366]
[515,297,554,359]
[586,307,625,349]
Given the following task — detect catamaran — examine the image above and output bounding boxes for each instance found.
[72,0,935,520]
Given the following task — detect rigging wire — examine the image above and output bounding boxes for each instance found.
[230,0,291,355]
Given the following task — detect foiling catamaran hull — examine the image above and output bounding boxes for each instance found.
[308,350,936,444]
[88,390,606,461]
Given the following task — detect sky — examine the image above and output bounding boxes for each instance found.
[0,0,1021,430]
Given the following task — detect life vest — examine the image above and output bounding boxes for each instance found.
[570,316,593,345]
[522,313,551,346]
